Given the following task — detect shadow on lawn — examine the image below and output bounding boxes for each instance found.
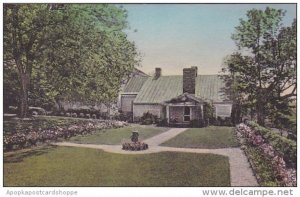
[4,145,56,163]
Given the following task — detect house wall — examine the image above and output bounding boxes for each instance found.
[214,103,232,117]
[133,104,163,121]
[120,94,137,112]
[191,106,202,120]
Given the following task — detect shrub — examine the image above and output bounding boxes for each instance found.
[4,120,128,152]
[247,121,296,167]
[189,119,204,128]
[203,102,213,125]
[122,142,148,151]
[56,108,104,119]
[98,112,109,120]
[157,118,167,126]
[236,123,296,186]
[244,146,280,186]
[116,112,133,122]
[140,112,158,125]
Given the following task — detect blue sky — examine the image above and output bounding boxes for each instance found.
[122,4,296,75]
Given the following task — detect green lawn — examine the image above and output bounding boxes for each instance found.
[161,126,239,149]
[4,146,230,186]
[69,126,167,145]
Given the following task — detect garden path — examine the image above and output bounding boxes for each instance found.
[143,127,188,145]
[53,127,258,186]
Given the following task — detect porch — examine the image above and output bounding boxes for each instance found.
[163,93,204,127]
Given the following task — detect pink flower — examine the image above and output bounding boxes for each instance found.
[253,135,264,146]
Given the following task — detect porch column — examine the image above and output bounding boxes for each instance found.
[201,104,204,119]
[166,105,170,124]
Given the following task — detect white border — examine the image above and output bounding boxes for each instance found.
[1,1,299,197]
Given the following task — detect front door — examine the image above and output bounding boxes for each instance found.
[183,106,191,122]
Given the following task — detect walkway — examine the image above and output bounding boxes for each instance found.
[53,127,258,186]
[143,128,188,145]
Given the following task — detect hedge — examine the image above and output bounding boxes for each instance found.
[236,123,296,186]
[4,120,127,152]
[246,121,296,167]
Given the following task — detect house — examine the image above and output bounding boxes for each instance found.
[119,67,232,126]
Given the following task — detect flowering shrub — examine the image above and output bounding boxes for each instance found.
[236,123,296,186]
[122,142,148,151]
[247,121,296,167]
[4,120,127,152]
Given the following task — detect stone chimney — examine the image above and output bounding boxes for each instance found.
[154,67,161,79]
[183,66,198,94]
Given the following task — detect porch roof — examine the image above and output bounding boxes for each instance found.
[163,93,205,105]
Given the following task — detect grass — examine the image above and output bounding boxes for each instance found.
[69,126,168,145]
[161,126,239,149]
[4,146,230,186]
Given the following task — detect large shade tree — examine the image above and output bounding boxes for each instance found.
[4,4,138,117]
[221,7,296,126]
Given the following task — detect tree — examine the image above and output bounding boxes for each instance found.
[4,4,138,117]
[222,7,296,125]
[221,53,256,123]
[3,61,20,112]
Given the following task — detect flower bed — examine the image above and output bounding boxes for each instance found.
[122,142,149,151]
[236,122,296,186]
[247,121,296,167]
[4,120,127,152]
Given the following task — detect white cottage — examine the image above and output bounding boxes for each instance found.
[119,67,232,126]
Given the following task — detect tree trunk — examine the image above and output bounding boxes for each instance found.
[107,103,111,120]
[256,93,265,126]
[56,99,63,111]
[232,103,242,125]
[18,74,30,118]
[256,110,265,126]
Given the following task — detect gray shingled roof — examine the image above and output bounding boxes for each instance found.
[123,76,149,93]
[133,75,226,104]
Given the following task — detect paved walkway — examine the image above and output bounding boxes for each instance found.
[143,128,188,145]
[53,128,258,186]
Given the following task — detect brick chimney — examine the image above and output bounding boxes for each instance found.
[183,66,198,94]
[154,67,161,79]
[191,66,198,77]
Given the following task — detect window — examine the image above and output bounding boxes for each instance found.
[183,106,190,121]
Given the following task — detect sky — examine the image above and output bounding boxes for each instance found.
[122,4,296,75]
